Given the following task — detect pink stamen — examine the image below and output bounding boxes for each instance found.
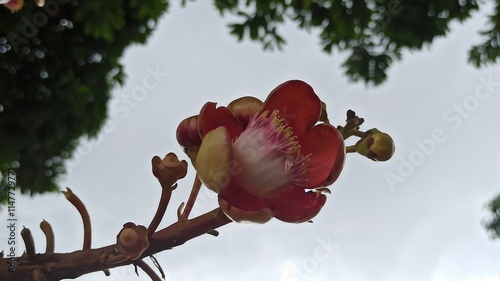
[232,110,311,197]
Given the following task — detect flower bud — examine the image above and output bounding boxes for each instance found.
[116,222,149,260]
[355,129,395,161]
[176,115,202,165]
[152,153,188,188]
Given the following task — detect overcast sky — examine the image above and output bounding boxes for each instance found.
[2,1,500,281]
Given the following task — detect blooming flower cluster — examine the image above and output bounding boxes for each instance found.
[177,80,346,223]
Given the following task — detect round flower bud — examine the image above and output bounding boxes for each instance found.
[176,115,202,165]
[116,222,149,260]
[355,129,395,161]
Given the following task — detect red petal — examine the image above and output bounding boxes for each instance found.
[198,102,245,140]
[298,124,345,187]
[219,178,271,212]
[317,143,345,187]
[176,115,202,150]
[196,127,233,193]
[261,80,321,136]
[272,188,327,223]
[227,96,263,126]
[218,179,274,223]
[219,197,273,224]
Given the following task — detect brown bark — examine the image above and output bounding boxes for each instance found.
[0,208,231,281]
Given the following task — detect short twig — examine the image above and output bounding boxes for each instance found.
[39,220,54,254]
[179,174,202,221]
[147,185,174,238]
[150,255,165,279]
[21,227,35,258]
[62,187,92,249]
[135,260,162,281]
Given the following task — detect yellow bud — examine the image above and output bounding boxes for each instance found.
[355,129,395,161]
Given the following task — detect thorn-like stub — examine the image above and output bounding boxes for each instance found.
[177,202,185,220]
[206,230,220,237]
[61,187,73,199]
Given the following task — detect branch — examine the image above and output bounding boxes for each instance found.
[0,208,231,281]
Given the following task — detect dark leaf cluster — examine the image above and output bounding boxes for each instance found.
[0,0,168,203]
[211,0,500,85]
[484,193,500,239]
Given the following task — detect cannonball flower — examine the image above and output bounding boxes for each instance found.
[178,80,345,223]
[1,0,24,12]
[1,0,44,13]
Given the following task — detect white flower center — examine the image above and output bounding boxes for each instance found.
[232,110,310,197]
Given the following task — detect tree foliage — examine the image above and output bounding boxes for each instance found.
[0,0,168,202]
[484,193,500,239]
[212,0,500,85]
[1,0,500,204]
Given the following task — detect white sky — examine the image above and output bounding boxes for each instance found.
[2,1,500,281]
